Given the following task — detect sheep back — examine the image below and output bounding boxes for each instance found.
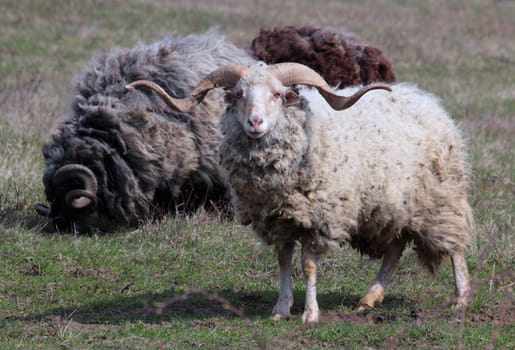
[250,25,396,86]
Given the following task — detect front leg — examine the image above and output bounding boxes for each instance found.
[301,244,319,324]
[272,242,294,320]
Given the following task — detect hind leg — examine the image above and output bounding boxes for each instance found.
[451,252,470,308]
[357,239,406,312]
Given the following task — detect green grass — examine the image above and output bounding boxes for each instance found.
[1,0,514,349]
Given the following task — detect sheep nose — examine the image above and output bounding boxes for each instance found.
[248,117,263,128]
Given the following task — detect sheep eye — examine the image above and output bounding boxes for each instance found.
[225,90,243,103]
[272,92,281,99]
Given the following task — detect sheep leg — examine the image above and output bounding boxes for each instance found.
[451,252,470,308]
[272,242,294,320]
[301,245,319,324]
[357,239,405,312]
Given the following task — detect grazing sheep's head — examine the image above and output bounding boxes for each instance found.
[36,162,98,234]
[126,62,391,139]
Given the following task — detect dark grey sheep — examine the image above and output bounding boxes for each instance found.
[37,29,255,233]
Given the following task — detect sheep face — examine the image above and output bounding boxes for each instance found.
[40,193,95,234]
[227,68,299,139]
[39,143,102,234]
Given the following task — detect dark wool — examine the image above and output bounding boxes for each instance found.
[41,30,255,232]
[251,25,396,86]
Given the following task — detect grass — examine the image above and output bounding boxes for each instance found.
[1,0,514,348]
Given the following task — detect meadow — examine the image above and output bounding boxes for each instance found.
[0,0,514,348]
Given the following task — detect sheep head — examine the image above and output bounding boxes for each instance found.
[126,62,391,139]
[36,163,98,234]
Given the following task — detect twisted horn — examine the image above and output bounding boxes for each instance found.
[125,64,249,113]
[35,203,50,217]
[65,190,97,209]
[267,62,392,110]
[53,164,98,209]
[125,80,197,113]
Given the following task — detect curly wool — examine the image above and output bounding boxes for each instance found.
[220,83,474,271]
[42,29,256,227]
[250,25,396,86]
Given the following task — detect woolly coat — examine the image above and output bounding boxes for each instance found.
[42,30,255,228]
[251,25,396,86]
[220,84,474,271]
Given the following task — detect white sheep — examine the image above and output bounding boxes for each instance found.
[127,62,474,324]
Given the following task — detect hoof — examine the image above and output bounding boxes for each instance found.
[301,309,319,324]
[356,303,373,314]
[272,297,293,321]
[451,297,468,309]
[271,312,290,321]
[451,289,470,309]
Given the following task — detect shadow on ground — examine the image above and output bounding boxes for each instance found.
[7,288,412,326]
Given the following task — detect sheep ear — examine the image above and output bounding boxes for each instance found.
[284,90,299,106]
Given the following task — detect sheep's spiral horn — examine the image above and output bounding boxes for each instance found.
[125,64,249,113]
[267,62,392,110]
[125,80,197,113]
[35,203,50,217]
[126,62,390,113]
[53,164,98,209]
